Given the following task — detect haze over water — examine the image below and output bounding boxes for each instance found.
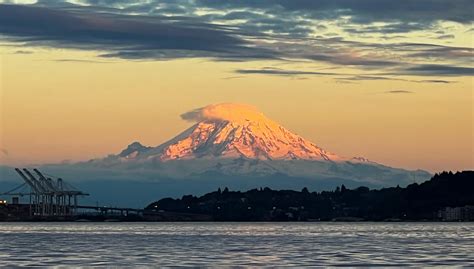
[0,222,472,267]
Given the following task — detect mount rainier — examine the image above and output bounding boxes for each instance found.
[2,103,431,206]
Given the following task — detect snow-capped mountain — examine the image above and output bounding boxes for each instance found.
[86,103,429,184]
[116,103,343,162]
[2,103,431,206]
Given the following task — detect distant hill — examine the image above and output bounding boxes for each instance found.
[145,171,474,221]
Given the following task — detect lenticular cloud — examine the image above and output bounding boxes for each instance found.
[180,103,267,123]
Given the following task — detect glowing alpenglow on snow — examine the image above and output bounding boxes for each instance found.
[121,103,344,162]
[84,103,430,188]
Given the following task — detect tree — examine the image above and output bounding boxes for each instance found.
[341,185,347,193]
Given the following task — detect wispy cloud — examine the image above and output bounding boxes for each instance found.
[399,64,474,76]
[413,78,456,83]
[235,67,339,76]
[336,75,407,82]
[221,76,245,80]
[14,50,33,54]
[54,59,110,63]
[336,75,455,83]
[235,69,464,81]
[384,90,413,94]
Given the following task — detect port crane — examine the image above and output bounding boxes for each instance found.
[1,168,89,217]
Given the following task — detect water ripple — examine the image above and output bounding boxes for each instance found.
[0,222,473,267]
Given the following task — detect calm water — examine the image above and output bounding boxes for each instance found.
[0,222,473,267]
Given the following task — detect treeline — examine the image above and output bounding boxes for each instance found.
[145,171,474,221]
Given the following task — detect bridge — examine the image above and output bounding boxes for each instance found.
[75,205,144,216]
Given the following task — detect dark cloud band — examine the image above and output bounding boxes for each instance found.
[0,2,472,77]
[0,4,268,60]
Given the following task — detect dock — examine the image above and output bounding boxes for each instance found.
[0,168,212,221]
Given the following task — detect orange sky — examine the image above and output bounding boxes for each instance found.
[1,48,472,172]
[0,2,473,173]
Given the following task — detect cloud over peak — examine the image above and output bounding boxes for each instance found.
[180,103,268,124]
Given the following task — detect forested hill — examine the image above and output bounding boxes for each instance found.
[146,171,474,221]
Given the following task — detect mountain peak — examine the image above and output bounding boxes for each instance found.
[351,156,372,163]
[145,103,344,161]
[119,141,150,158]
[89,103,429,186]
[113,103,349,162]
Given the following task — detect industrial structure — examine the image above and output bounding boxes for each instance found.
[0,168,149,221]
[1,168,89,217]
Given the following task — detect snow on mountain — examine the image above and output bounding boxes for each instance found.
[0,103,429,206]
[114,103,344,163]
[118,141,151,159]
[80,103,430,187]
